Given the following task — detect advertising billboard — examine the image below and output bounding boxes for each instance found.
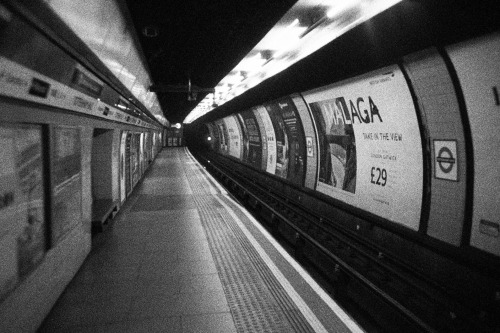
[239,110,263,169]
[264,102,289,179]
[254,106,276,174]
[235,114,249,162]
[223,115,242,159]
[303,65,424,230]
[266,97,306,186]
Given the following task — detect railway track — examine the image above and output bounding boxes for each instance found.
[194,150,499,333]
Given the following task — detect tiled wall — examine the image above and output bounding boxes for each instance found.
[404,49,467,245]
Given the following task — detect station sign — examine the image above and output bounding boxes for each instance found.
[434,140,458,181]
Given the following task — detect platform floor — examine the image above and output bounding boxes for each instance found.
[38,148,362,333]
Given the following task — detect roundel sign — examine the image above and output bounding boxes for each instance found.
[434,140,458,181]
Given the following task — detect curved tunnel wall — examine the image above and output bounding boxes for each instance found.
[191,32,500,259]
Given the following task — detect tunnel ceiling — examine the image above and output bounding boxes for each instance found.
[124,0,499,125]
[124,0,297,124]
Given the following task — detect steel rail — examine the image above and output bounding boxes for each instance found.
[197,152,438,332]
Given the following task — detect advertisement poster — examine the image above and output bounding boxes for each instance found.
[252,107,268,171]
[304,66,423,229]
[271,97,306,186]
[254,106,276,174]
[240,110,263,169]
[216,120,229,154]
[223,115,242,159]
[235,114,249,162]
[52,126,82,245]
[309,97,357,192]
[264,103,289,179]
[14,126,46,277]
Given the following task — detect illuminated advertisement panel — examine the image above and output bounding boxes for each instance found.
[235,114,249,161]
[264,102,289,179]
[267,97,306,186]
[254,106,276,174]
[252,107,268,171]
[223,115,242,159]
[303,65,423,230]
[239,110,263,169]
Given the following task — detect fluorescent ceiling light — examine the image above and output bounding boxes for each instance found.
[184,0,403,124]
